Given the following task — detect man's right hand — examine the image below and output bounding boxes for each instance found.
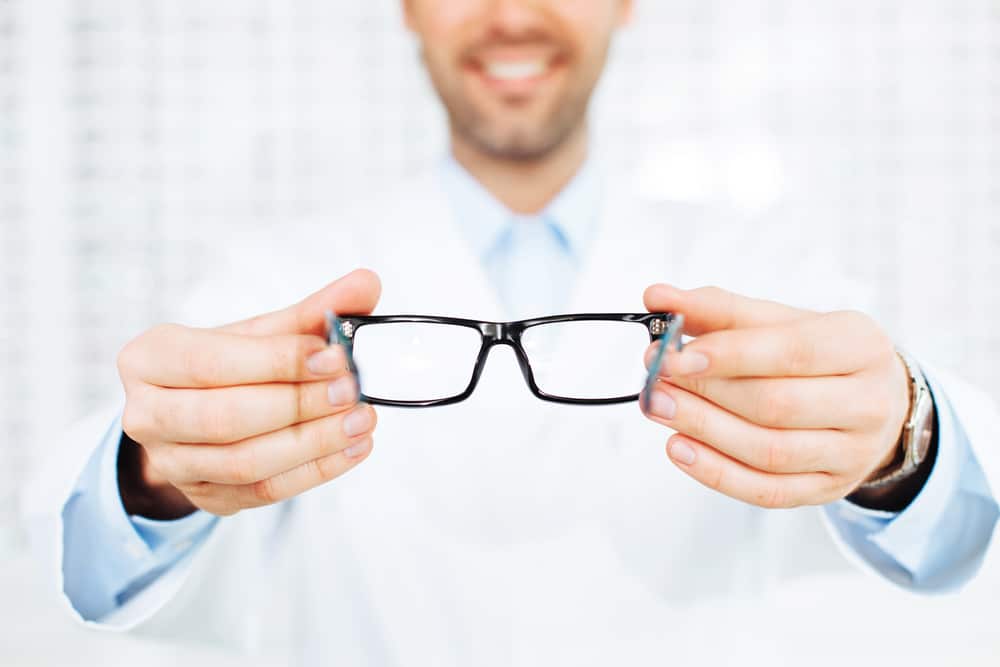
[115,268,382,519]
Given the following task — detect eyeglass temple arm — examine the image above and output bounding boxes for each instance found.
[641,313,685,412]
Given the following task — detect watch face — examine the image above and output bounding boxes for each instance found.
[909,386,935,467]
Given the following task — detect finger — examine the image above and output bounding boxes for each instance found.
[641,383,850,474]
[183,436,374,514]
[163,404,377,485]
[663,434,841,508]
[220,268,382,337]
[143,371,358,444]
[247,435,374,506]
[659,374,883,431]
[644,284,811,336]
[132,326,340,387]
[657,311,887,379]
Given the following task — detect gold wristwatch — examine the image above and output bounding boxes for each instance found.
[857,349,936,491]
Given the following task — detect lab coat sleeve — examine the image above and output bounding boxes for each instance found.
[19,230,327,648]
[22,402,298,654]
[767,236,1000,592]
[823,371,999,592]
[60,410,217,622]
[19,400,246,641]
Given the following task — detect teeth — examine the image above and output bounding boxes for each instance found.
[484,60,547,81]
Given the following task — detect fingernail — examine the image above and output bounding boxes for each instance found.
[327,376,357,405]
[307,347,345,375]
[668,439,696,465]
[344,437,373,459]
[342,405,374,437]
[675,351,709,376]
[648,391,677,420]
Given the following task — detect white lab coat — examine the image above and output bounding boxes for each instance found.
[24,164,1000,665]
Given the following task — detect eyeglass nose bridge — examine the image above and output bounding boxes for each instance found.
[477,321,526,347]
[480,321,520,343]
[480,322,503,343]
[473,321,538,395]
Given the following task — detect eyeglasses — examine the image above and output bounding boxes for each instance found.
[325,312,682,407]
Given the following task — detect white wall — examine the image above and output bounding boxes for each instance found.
[1,0,998,663]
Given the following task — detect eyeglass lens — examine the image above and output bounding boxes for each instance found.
[520,320,650,400]
[351,322,482,401]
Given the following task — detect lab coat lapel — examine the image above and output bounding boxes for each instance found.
[566,176,690,313]
[552,178,678,397]
[365,169,505,319]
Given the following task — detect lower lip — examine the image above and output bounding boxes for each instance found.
[468,63,558,98]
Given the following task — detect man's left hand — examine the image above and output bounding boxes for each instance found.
[641,284,912,509]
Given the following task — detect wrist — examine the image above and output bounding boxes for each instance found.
[847,353,940,512]
[117,432,198,520]
[847,425,938,512]
[872,351,914,473]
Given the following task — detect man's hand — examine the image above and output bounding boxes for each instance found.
[116,269,382,519]
[640,284,912,509]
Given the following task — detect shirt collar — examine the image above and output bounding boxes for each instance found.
[439,153,601,260]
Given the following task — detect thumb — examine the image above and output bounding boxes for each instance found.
[219,268,382,337]
[643,283,810,335]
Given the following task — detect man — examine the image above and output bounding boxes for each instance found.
[27,1,1000,664]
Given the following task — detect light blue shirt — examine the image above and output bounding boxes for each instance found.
[61,156,999,620]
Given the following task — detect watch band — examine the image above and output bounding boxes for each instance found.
[857,349,936,490]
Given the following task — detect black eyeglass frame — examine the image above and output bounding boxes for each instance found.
[329,312,679,408]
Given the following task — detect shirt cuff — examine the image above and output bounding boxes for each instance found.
[63,413,217,616]
[96,414,217,561]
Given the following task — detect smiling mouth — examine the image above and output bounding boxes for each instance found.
[465,53,566,98]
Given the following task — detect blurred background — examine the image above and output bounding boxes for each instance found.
[1,0,998,664]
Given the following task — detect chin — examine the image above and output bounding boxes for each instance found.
[471,129,570,162]
[468,109,574,160]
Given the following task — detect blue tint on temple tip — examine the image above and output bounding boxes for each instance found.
[641,313,685,413]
